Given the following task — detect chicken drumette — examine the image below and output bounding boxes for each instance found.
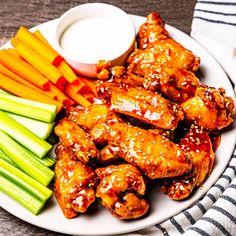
[67,104,122,131]
[97,82,184,130]
[126,12,200,103]
[108,66,200,104]
[181,86,235,131]
[129,12,200,71]
[96,164,149,219]
[54,145,98,218]
[91,122,191,179]
[54,118,99,164]
[161,127,215,200]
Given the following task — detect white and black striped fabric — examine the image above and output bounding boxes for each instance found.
[121,1,236,235]
[191,0,236,90]
[154,149,236,236]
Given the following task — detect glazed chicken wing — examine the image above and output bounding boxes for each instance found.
[97,82,184,129]
[161,128,215,200]
[95,164,149,219]
[97,127,175,164]
[129,12,200,72]
[91,123,191,179]
[54,145,97,218]
[126,12,200,103]
[54,118,99,164]
[181,86,235,131]
[67,104,121,130]
[136,12,169,49]
[109,66,200,104]
[128,43,199,75]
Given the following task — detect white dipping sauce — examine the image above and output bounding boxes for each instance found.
[60,17,131,63]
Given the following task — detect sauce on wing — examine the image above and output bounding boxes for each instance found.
[180,128,211,153]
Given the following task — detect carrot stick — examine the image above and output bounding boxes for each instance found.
[0,73,62,111]
[79,77,97,96]
[10,37,20,48]
[7,48,35,69]
[7,48,27,63]
[39,89,57,100]
[33,30,51,47]
[49,82,75,108]
[32,30,77,84]
[0,63,56,100]
[0,63,27,84]
[15,26,63,65]
[7,48,29,65]
[0,49,50,91]
[7,48,21,58]
[80,91,95,103]
[57,61,77,83]
[66,79,90,94]
[11,39,67,90]
[65,85,91,108]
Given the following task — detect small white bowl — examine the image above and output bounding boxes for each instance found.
[54,3,136,77]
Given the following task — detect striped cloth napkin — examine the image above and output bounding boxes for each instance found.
[191,0,236,90]
[124,1,236,235]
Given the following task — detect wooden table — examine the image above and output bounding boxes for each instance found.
[0,0,196,235]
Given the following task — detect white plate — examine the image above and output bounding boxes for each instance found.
[0,15,235,236]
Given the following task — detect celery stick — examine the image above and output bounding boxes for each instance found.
[0,130,54,186]
[0,174,44,215]
[0,139,55,169]
[0,90,55,139]
[0,148,55,169]
[0,158,52,202]
[5,112,54,139]
[0,111,51,158]
[0,111,52,157]
[0,148,17,167]
[0,93,57,122]
[36,156,56,167]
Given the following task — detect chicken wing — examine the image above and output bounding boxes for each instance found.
[67,104,121,130]
[161,127,214,200]
[97,64,200,104]
[129,12,200,72]
[97,82,184,129]
[181,86,235,131]
[91,123,191,179]
[54,144,97,218]
[110,66,200,104]
[95,164,149,219]
[126,12,200,103]
[136,12,169,49]
[127,44,199,75]
[54,118,99,164]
